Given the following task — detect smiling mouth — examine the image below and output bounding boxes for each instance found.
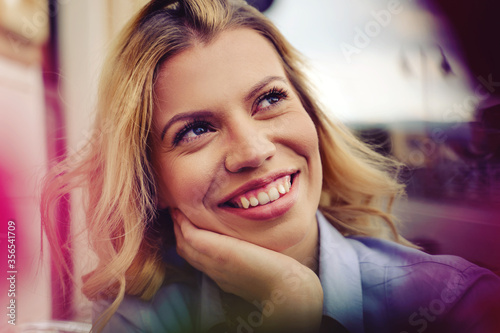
[222,173,297,209]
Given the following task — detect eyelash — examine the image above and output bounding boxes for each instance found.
[254,87,289,113]
[173,119,213,146]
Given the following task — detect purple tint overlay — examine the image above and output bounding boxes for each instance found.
[396,200,500,275]
[42,0,73,320]
[0,167,16,308]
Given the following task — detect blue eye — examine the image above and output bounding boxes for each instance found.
[255,87,288,113]
[260,95,280,108]
[173,120,214,145]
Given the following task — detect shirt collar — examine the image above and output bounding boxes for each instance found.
[199,211,365,333]
[317,211,365,333]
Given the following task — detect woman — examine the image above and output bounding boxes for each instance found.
[42,0,500,332]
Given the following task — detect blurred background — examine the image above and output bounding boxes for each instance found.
[0,0,498,330]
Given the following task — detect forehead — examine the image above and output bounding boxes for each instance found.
[154,28,286,111]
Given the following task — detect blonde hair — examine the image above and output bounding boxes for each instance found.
[42,0,412,330]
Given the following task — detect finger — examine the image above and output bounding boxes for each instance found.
[171,209,212,271]
[171,210,197,258]
[171,210,244,288]
[172,209,204,253]
[172,210,299,288]
[174,209,222,257]
[171,209,188,244]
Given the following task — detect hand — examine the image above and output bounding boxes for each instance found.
[172,209,324,332]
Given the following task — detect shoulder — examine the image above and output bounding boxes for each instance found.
[349,236,479,275]
[348,236,496,284]
[348,236,500,332]
[93,282,200,333]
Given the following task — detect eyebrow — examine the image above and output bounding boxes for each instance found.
[244,75,288,102]
[160,75,288,140]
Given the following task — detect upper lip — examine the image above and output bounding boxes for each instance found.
[219,169,298,206]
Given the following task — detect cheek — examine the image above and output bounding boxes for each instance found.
[157,156,214,211]
[300,121,319,154]
[281,110,323,193]
[166,164,229,232]
[279,110,319,156]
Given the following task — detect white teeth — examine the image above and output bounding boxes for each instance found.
[230,175,294,208]
[249,197,259,207]
[284,180,290,192]
[257,192,270,205]
[278,184,286,194]
[241,197,250,209]
[268,187,279,201]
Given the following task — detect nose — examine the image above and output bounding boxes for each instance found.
[224,122,276,173]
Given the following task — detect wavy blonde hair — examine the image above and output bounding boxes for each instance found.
[42,0,412,330]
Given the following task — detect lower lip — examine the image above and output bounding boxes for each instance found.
[219,173,299,220]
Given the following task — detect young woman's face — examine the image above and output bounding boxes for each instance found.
[151,28,322,254]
